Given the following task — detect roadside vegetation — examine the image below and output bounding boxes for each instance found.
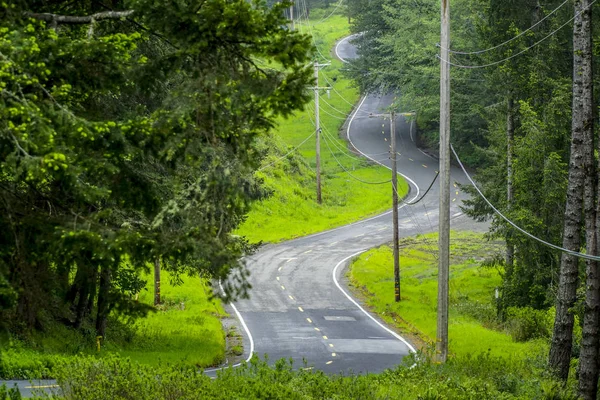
[236,15,406,244]
[346,231,577,397]
[0,271,226,379]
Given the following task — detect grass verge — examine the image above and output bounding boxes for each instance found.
[236,15,407,243]
[347,231,548,359]
[0,272,226,379]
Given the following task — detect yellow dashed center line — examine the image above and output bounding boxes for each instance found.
[355,233,364,238]
[377,227,386,232]
[452,198,456,202]
[422,164,428,168]
[456,191,459,195]
[332,353,337,357]
[276,276,280,281]
[286,258,295,263]
[307,318,312,323]
[302,367,314,371]
[322,335,328,340]
[289,295,294,300]
[326,361,333,365]
[304,250,312,254]
[298,306,304,312]
[314,327,321,332]
[281,285,285,290]
[329,241,339,246]
[409,158,414,161]
[278,267,282,271]
[329,343,334,348]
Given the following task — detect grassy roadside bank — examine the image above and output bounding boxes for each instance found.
[347,231,548,359]
[0,272,227,379]
[236,15,407,244]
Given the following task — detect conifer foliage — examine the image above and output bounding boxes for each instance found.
[0,0,312,336]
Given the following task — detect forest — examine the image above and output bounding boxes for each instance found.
[347,0,600,397]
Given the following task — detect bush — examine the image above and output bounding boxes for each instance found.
[47,353,576,399]
[504,306,553,342]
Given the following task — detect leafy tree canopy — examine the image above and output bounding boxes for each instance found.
[0,0,313,335]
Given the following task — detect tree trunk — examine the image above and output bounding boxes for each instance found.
[86,266,98,316]
[95,265,111,338]
[549,0,589,381]
[506,96,515,269]
[577,1,597,394]
[154,257,161,306]
[73,269,90,329]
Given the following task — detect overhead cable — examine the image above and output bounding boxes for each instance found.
[258,131,315,171]
[451,144,600,261]
[315,0,345,24]
[437,0,597,69]
[404,171,439,205]
[322,133,391,185]
[442,0,569,55]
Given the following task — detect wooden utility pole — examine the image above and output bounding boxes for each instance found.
[314,61,322,204]
[437,0,450,363]
[390,112,400,302]
[312,61,330,204]
[290,4,294,31]
[370,111,401,302]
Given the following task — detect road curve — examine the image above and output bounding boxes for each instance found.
[225,35,476,375]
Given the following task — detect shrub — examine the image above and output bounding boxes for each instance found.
[504,306,553,342]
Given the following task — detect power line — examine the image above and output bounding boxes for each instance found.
[322,132,390,185]
[297,0,330,61]
[436,0,597,69]
[404,171,439,205]
[315,0,345,24]
[320,72,374,115]
[258,131,315,171]
[443,0,569,55]
[451,144,600,261]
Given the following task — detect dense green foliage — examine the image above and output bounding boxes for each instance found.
[25,353,575,399]
[0,0,312,341]
[0,272,226,379]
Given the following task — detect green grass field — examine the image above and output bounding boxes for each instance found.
[0,272,226,379]
[236,15,407,243]
[348,231,548,360]
[104,271,226,367]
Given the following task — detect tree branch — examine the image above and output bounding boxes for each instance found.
[25,10,134,24]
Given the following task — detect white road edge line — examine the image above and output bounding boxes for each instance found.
[332,251,416,354]
[204,282,255,373]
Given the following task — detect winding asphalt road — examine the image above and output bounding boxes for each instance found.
[4,35,480,395]
[221,35,478,375]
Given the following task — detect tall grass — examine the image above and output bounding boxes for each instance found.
[0,272,225,379]
[348,231,548,359]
